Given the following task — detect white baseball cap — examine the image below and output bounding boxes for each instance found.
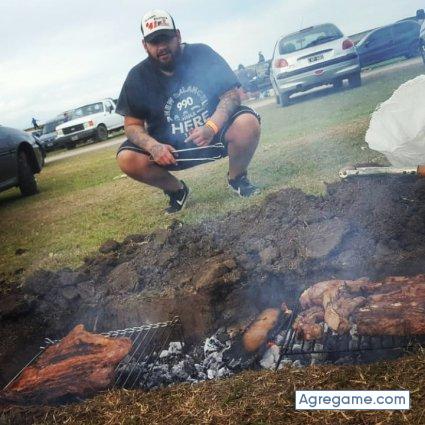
[141,9,176,42]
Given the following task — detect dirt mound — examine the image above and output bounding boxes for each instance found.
[1,175,425,387]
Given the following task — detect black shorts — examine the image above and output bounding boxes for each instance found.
[116,105,260,171]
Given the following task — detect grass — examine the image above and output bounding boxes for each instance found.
[3,349,425,424]
[0,60,424,281]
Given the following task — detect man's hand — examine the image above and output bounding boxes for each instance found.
[149,143,177,166]
[184,125,215,147]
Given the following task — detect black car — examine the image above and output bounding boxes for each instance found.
[357,20,420,67]
[0,126,45,196]
[38,115,67,151]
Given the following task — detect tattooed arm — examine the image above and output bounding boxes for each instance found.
[124,116,176,166]
[185,87,241,147]
[210,87,242,128]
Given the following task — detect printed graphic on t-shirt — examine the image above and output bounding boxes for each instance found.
[164,85,210,139]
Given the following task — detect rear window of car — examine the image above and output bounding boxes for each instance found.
[42,119,65,134]
[278,24,343,55]
[393,21,419,37]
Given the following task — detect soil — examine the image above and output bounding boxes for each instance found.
[1,174,425,388]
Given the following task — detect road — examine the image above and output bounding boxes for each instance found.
[46,57,422,164]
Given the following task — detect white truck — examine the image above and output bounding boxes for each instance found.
[56,98,124,149]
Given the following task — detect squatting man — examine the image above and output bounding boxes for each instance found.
[116,9,261,213]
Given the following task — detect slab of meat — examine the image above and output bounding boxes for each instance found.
[294,274,425,340]
[356,302,425,335]
[293,306,324,341]
[0,324,132,405]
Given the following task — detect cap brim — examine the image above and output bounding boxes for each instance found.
[144,29,176,43]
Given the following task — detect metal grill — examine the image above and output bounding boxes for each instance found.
[112,317,185,389]
[274,307,425,369]
[62,124,84,135]
[4,317,185,392]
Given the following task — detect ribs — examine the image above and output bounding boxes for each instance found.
[294,274,425,340]
[0,324,132,405]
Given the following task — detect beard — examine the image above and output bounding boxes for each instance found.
[148,45,182,73]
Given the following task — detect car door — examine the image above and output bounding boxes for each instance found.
[0,127,18,185]
[359,27,394,66]
[392,21,420,57]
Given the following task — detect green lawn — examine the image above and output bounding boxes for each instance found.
[0,61,423,280]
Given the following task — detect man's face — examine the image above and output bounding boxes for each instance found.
[143,30,182,72]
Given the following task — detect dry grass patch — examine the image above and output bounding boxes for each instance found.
[2,350,424,425]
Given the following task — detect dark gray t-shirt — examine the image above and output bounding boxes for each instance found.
[116,43,239,148]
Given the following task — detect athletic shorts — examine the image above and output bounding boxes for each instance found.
[116,105,261,171]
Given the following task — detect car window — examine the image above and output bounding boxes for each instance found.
[394,21,418,37]
[72,102,104,118]
[278,24,343,55]
[367,27,392,44]
[42,119,65,134]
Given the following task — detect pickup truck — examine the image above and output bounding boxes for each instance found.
[56,98,124,149]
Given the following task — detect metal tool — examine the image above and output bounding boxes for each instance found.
[339,165,425,179]
[150,143,225,163]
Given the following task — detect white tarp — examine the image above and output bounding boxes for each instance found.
[366,75,425,167]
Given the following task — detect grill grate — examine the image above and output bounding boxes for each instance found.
[4,317,185,392]
[274,307,425,370]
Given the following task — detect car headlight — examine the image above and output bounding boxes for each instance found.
[57,129,64,136]
[83,120,94,129]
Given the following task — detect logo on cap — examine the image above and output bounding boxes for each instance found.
[141,9,176,39]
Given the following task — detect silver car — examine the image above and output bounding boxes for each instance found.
[270,23,361,106]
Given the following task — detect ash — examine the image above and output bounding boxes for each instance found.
[115,328,256,390]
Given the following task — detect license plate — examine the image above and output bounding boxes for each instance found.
[308,54,324,63]
[71,135,79,141]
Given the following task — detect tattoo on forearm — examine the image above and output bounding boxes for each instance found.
[216,89,241,119]
[125,125,154,150]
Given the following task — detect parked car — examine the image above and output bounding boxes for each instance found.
[0,126,45,196]
[37,115,67,152]
[270,23,361,106]
[55,98,123,149]
[357,20,420,67]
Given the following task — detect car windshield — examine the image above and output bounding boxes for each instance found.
[42,118,65,134]
[72,102,104,118]
[279,24,343,54]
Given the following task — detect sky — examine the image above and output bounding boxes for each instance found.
[1,0,424,129]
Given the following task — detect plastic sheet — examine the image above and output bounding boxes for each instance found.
[366,75,425,167]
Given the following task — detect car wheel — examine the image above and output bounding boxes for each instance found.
[333,79,343,91]
[18,151,38,196]
[275,95,280,105]
[95,125,108,142]
[279,92,290,107]
[348,72,362,89]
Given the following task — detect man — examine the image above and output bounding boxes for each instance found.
[116,9,261,213]
[31,117,39,129]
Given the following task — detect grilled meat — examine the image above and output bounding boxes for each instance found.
[0,324,132,405]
